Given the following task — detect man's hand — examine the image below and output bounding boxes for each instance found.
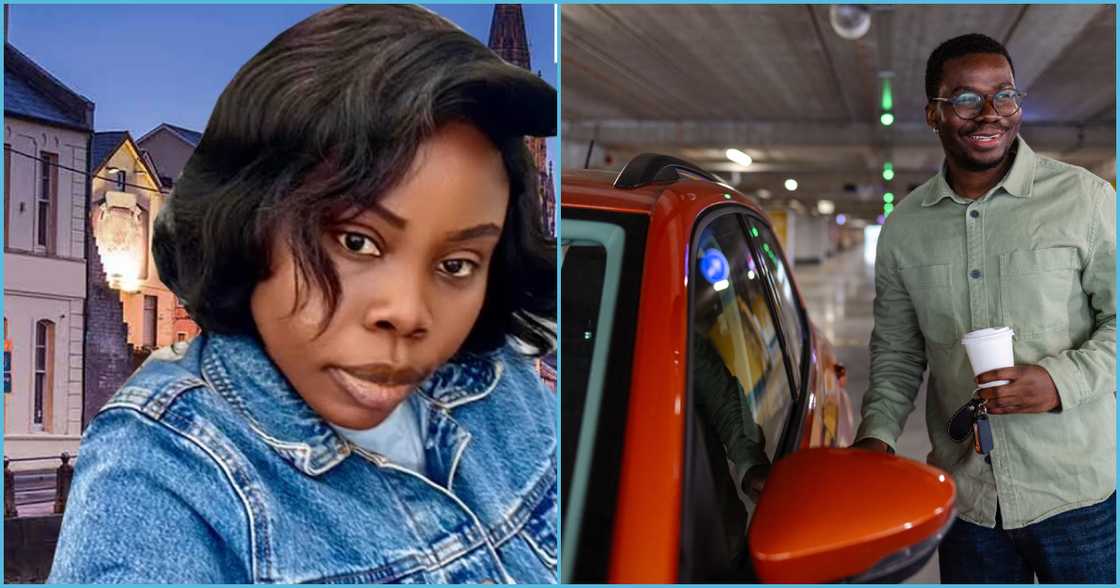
[976,365,1061,414]
[851,438,893,453]
[742,464,770,503]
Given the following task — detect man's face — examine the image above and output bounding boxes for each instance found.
[250,122,509,429]
[926,53,1022,172]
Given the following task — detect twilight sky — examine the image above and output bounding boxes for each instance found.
[6,4,556,158]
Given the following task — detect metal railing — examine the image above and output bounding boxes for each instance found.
[4,453,76,518]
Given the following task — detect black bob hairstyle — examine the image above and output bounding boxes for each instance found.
[925,33,1016,100]
[153,4,557,356]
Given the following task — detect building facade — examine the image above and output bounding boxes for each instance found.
[89,131,201,352]
[136,123,201,190]
[3,43,94,460]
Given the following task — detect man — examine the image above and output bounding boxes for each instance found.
[853,33,1115,583]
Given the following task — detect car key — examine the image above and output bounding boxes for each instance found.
[972,403,993,455]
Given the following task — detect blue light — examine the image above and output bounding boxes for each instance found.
[700,249,730,285]
[836,214,847,225]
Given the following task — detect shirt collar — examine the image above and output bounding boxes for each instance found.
[922,136,1037,207]
[200,333,501,476]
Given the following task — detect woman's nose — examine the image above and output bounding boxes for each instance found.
[362,274,432,339]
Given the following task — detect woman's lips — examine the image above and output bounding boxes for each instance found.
[328,367,416,410]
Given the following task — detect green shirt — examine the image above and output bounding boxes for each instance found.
[856,138,1116,530]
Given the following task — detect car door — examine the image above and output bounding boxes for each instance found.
[678,207,805,582]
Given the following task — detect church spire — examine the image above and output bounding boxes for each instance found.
[488,4,531,70]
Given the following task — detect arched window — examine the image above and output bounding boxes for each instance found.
[34,319,54,432]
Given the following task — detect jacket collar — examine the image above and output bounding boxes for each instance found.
[922,136,1036,207]
[199,333,501,476]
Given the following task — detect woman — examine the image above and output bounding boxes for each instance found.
[49,5,557,583]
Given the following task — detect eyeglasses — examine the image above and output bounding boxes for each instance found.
[930,89,1026,120]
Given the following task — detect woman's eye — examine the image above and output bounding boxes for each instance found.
[337,232,381,256]
[439,258,477,278]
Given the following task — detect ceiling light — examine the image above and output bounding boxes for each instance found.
[784,178,798,192]
[725,148,753,168]
[817,200,835,215]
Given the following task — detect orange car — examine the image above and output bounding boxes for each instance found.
[560,154,956,583]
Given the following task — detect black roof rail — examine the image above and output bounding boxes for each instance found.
[612,153,721,189]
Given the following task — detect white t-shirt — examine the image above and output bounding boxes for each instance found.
[331,398,427,474]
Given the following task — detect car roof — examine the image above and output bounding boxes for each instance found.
[562,168,767,218]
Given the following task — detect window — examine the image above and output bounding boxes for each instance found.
[37,152,57,253]
[143,295,158,347]
[176,332,188,343]
[33,320,54,432]
[560,210,648,583]
[746,219,808,387]
[679,212,795,582]
[115,169,127,191]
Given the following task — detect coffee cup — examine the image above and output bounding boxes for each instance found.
[962,327,1015,388]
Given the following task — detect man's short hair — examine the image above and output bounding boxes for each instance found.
[925,33,1016,100]
[153,5,557,355]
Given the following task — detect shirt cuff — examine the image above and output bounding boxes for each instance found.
[854,419,899,453]
[1037,355,1088,411]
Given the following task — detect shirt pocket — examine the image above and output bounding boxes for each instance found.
[1000,247,1080,339]
[900,263,958,346]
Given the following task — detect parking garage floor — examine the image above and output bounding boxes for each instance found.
[795,244,940,584]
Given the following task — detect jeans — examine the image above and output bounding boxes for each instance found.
[939,493,1116,584]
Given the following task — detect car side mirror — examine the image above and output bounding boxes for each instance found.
[748,447,956,583]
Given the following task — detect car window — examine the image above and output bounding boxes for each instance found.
[679,211,794,582]
[746,218,807,388]
[560,211,647,583]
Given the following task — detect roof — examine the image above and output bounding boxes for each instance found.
[89,130,163,191]
[561,169,666,215]
[562,168,766,218]
[137,122,202,147]
[4,43,93,131]
[91,131,128,173]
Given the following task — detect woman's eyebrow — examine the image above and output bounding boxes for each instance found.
[369,203,407,229]
[446,223,501,242]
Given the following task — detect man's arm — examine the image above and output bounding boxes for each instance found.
[854,227,928,451]
[1036,179,1117,410]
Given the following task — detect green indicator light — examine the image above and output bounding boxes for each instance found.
[723,193,732,200]
[750,227,759,238]
[882,162,895,181]
[884,203,895,214]
[883,192,895,203]
[763,243,771,252]
[880,112,894,127]
[882,78,893,111]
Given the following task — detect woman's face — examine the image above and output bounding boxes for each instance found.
[251,122,510,429]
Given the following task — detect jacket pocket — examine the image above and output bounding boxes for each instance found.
[899,263,958,346]
[519,486,558,570]
[1000,247,1080,339]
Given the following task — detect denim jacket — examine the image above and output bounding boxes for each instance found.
[49,333,558,584]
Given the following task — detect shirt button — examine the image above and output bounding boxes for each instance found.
[970,210,980,218]
[970,270,982,279]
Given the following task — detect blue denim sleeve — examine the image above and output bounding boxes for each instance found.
[48,408,253,583]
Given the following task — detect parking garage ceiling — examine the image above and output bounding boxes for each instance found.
[561,4,1116,221]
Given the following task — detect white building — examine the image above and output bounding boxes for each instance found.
[4,43,94,460]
